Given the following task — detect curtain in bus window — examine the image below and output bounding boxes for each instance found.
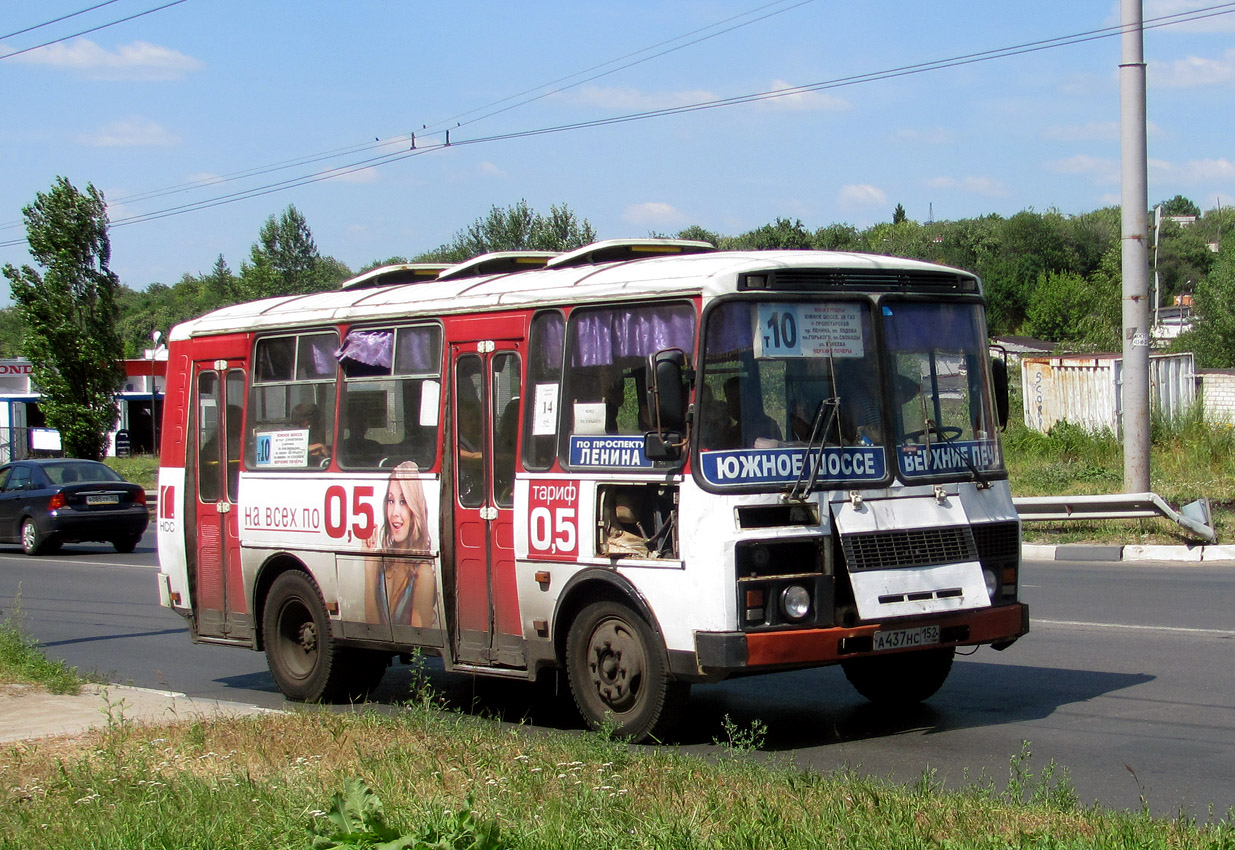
[394,326,440,374]
[570,304,694,367]
[337,330,393,375]
[706,302,755,357]
[297,333,339,379]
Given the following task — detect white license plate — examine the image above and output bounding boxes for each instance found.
[85,494,119,505]
[873,624,940,651]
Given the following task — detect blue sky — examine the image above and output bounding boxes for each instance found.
[2,1,1233,298]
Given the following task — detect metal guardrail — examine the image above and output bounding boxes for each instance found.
[1013,492,1217,543]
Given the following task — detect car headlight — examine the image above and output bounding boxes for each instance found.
[780,584,811,621]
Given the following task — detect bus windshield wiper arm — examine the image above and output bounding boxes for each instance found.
[787,397,840,501]
[924,418,991,489]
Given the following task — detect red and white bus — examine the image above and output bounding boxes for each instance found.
[156,239,1027,741]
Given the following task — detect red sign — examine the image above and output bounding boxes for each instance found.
[526,480,579,560]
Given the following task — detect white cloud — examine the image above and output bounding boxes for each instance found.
[477,161,508,178]
[893,127,956,145]
[923,176,1009,197]
[570,84,719,111]
[756,80,849,112]
[9,38,203,81]
[622,202,688,227]
[1045,154,1120,184]
[837,184,887,208]
[1151,49,1235,87]
[78,117,179,147]
[1151,157,1235,183]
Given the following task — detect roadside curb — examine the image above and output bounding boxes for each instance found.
[1023,543,1235,563]
[0,682,278,743]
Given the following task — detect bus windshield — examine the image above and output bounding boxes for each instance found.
[883,300,1002,481]
[696,298,1003,488]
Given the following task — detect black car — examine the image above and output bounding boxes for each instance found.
[0,459,149,555]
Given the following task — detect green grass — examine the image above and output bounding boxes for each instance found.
[103,454,159,490]
[2,704,1232,849]
[0,600,82,695]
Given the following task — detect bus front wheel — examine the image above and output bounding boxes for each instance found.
[841,646,956,705]
[263,571,349,702]
[565,601,688,743]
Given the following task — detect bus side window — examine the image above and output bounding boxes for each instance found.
[246,332,338,470]
[522,310,564,471]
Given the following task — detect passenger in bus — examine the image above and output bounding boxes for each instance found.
[721,376,781,448]
[364,461,436,628]
[291,402,329,465]
[340,403,382,467]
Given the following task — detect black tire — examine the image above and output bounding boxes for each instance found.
[20,518,54,556]
[841,646,956,705]
[565,601,688,743]
[342,649,390,699]
[113,535,141,554]
[263,571,349,702]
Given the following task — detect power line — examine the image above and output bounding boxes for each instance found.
[3,2,1233,247]
[2,0,814,230]
[0,0,126,41]
[0,0,193,62]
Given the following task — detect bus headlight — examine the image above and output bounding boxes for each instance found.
[982,568,998,600]
[780,584,811,621]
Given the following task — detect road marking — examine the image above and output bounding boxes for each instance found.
[1036,618,1235,638]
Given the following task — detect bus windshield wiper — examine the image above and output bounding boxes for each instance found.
[787,397,840,501]
[924,419,991,490]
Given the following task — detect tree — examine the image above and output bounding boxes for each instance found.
[730,217,812,250]
[237,205,328,299]
[892,203,908,224]
[2,177,125,460]
[1159,194,1201,219]
[428,200,597,262]
[1177,239,1235,368]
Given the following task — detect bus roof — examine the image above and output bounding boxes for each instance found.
[169,247,979,341]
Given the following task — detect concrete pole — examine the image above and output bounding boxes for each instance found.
[1120,0,1152,492]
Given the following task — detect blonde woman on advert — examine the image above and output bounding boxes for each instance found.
[364,462,437,628]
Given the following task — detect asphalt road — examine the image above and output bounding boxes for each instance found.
[2,529,1233,818]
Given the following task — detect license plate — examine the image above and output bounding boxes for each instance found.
[873,624,940,651]
[85,494,119,505]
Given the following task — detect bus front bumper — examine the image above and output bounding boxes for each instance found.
[682,602,1029,679]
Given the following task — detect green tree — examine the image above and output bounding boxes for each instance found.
[0,308,25,358]
[428,200,597,262]
[1159,194,1201,218]
[237,205,328,299]
[1021,268,1119,349]
[1177,239,1235,368]
[730,217,812,250]
[2,177,124,460]
[674,225,721,246]
[892,203,908,224]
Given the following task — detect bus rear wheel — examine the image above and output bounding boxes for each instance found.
[565,601,688,743]
[263,571,349,703]
[841,646,956,705]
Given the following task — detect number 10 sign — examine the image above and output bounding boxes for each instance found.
[754,302,865,359]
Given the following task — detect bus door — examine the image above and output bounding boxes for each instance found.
[192,363,247,639]
[450,341,524,667]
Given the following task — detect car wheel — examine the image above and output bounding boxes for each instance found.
[20,518,53,556]
[113,535,141,554]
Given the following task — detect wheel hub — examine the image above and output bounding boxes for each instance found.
[587,620,644,711]
[297,621,318,654]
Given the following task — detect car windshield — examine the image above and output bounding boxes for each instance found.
[42,461,122,485]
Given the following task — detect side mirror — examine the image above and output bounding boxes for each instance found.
[991,355,1009,430]
[644,349,689,461]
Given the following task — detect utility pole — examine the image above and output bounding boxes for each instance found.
[1120,0,1151,492]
